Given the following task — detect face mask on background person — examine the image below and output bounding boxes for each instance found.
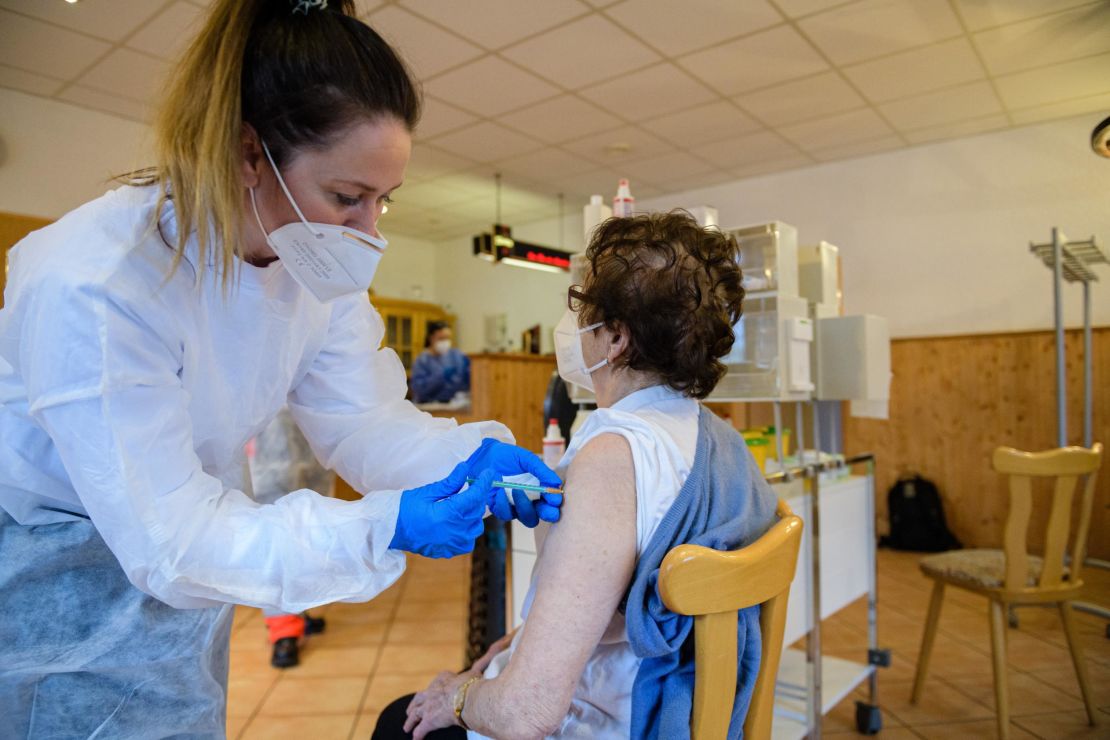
[433,339,452,355]
[249,140,387,303]
[553,309,606,392]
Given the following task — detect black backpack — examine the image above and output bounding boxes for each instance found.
[879,475,962,552]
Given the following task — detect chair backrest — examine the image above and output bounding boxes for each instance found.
[658,499,803,740]
[992,443,1103,591]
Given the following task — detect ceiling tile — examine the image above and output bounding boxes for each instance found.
[397,179,479,209]
[401,0,589,50]
[439,197,498,222]
[678,25,828,96]
[579,63,718,121]
[428,121,544,162]
[0,9,111,81]
[690,130,801,168]
[497,94,623,145]
[778,107,895,150]
[501,14,660,89]
[406,144,476,180]
[773,0,853,18]
[561,125,672,163]
[543,168,633,199]
[623,151,717,183]
[75,48,172,103]
[353,0,386,17]
[57,85,150,122]
[494,148,599,179]
[658,169,740,195]
[428,172,500,202]
[994,52,1110,109]
[642,100,762,147]
[424,56,560,116]
[879,80,1004,131]
[810,134,903,161]
[368,4,484,80]
[414,96,478,140]
[603,0,783,57]
[0,0,171,42]
[0,64,63,96]
[953,0,1098,32]
[973,4,1110,76]
[902,113,1010,144]
[736,71,865,126]
[1008,91,1110,125]
[843,37,986,103]
[729,154,813,180]
[798,0,962,65]
[125,1,206,62]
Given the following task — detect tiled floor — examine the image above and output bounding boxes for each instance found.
[225,550,1110,739]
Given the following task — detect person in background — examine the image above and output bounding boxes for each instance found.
[411,321,471,403]
[247,408,335,669]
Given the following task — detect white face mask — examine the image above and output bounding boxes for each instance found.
[553,309,606,392]
[249,141,388,304]
[433,339,452,355]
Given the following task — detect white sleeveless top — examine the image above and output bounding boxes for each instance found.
[472,385,699,739]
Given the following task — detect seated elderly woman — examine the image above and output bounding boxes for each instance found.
[373,212,778,740]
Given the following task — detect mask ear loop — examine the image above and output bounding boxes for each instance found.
[578,321,607,374]
[261,140,323,238]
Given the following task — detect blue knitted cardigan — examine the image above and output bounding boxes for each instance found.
[624,405,778,739]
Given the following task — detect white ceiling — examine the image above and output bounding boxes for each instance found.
[1,0,1109,242]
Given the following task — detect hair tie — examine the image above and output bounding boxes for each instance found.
[291,0,328,14]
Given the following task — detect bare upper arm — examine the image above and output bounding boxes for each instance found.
[494,432,638,730]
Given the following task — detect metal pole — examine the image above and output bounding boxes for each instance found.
[1083,280,1093,448]
[773,401,786,467]
[1052,227,1066,447]
[795,402,805,465]
[865,456,879,704]
[807,466,823,738]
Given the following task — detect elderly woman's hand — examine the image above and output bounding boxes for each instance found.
[404,670,469,739]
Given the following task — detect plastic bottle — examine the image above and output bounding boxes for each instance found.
[583,194,612,243]
[612,179,635,218]
[542,418,566,469]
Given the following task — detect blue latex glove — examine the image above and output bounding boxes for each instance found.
[467,439,563,527]
[390,464,493,559]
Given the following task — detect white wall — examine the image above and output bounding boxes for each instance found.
[0,89,153,219]
[433,212,581,354]
[640,114,1110,338]
[373,233,439,303]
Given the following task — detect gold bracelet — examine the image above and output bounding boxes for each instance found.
[453,675,481,730]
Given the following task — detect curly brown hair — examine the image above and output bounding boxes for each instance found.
[569,211,745,399]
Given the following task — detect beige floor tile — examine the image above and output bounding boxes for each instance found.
[257,675,368,716]
[822,688,906,734]
[387,618,467,645]
[226,712,251,740]
[377,643,465,675]
[324,601,396,625]
[232,606,262,634]
[1000,632,1074,672]
[227,672,279,718]
[945,671,1084,716]
[310,620,390,648]
[401,579,469,603]
[230,648,279,676]
[239,713,356,740]
[362,672,433,712]
[229,629,271,653]
[351,710,382,739]
[912,718,1038,739]
[1025,662,1110,706]
[393,599,467,624]
[883,679,995,726]
[921,639,996,680]
[280,646,380,678]
[1012,709,1107,739]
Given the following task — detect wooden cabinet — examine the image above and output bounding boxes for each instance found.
[1,211,53,308]
[370,295,454,372]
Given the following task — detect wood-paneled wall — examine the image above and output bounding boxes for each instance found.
[469,353,556,453]
[0,211,53,306]
[845,327,1109,559]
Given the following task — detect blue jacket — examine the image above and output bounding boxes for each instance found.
[410,348,470,403]
[625,405,779,739]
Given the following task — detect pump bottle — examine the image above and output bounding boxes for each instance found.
[613,179,635,218]
[542,418,566,469]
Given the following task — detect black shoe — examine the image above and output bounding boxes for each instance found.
[303,612,326,635]
[271,637,299,669]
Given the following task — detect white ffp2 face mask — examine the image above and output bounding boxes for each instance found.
[433,339,452,355]
[553,309,606,392]
[249,141,387,304]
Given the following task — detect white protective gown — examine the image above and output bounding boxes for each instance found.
[0,184,511,612]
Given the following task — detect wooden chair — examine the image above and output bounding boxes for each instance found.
[658,500,803,740]
[910,444,1103,740]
